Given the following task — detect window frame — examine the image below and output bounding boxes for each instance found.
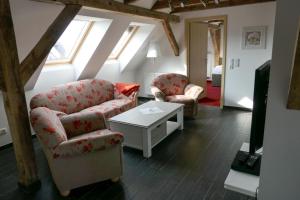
[108,25,139,60]
[45,20,94,66]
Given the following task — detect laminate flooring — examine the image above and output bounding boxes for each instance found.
[0,105,254,200]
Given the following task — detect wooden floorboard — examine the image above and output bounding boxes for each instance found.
[0,105,254,200]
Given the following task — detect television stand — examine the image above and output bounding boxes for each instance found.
[231,150,261,176]
[224,143,262,197]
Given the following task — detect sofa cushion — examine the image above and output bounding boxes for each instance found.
[60,111,107,138]
[52,129,124,159]
[30,79,114,114]
[81,99,135,119]
[152,73,189,96]
[165,95,195,105]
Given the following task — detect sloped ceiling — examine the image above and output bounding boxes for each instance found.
[22,1,170,90]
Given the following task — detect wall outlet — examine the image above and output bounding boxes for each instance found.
[0,128,7,136]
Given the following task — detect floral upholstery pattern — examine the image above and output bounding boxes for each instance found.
[30,107,68,149]
[184,84,204,101]
[60,111,107,138]
[152,73,189,96]
[81,99,135,119]
[30,107,123,159]
[53,130,124,159]
[150,86,165,101]
[151,73,203,117]
[165,95,195,105]
[30,79,115,114]
[29,79,138,158]
[29,79,129,194]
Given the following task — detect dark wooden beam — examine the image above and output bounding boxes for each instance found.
[161,19,179,56]
[0,0,40,189]
[124,0,139,4]
[152,0,202,10]
[32,0,180,22]
[171,0,275,13]
[20,4,81,86]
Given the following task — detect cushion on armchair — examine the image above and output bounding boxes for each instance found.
[52,130,124,159]
[165,95,195,105]
[152,73,189,96]
[60,111,107,138]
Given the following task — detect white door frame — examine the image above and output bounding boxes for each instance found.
[185,15,228,108]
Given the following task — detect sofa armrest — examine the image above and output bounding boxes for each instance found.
[52,130,123,159]
[30,107,68,150]
[151,86,166,101]
[184,84,204,101]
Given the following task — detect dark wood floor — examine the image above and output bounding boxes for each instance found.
[0,105,254,200]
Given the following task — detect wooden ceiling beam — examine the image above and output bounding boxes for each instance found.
[152,0,201,10]
[0,0,40,190]
[32,0,180,22]
[171,0,276,13]
[161,20,179,56]
[32,0,180,56]
[20,4,82,86]
[124,0,140,4]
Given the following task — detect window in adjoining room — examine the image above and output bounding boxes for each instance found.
[109,25,139,60]
[46,20,93,64]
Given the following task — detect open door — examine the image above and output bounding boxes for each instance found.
[188,22,208,98]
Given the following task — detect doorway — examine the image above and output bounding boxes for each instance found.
[185,15,227,108]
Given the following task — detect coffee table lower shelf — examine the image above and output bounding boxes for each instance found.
[109,120,182,158]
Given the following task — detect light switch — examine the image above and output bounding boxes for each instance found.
[235,59,240,67]
[230,59,234,69]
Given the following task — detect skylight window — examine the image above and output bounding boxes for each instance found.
[46,20,92,64]
[109,25,139,59]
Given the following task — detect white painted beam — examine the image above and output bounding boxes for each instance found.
[76,19,130,80]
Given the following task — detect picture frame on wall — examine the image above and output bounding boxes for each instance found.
[242,26,267,49]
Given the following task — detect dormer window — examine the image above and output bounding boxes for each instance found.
[109,25,139,60]
[46,20,92,64]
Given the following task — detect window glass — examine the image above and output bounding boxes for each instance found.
[46,20,90,63]
[109,25,138,59]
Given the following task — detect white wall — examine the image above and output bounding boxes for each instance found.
[259,1,300,199]
[0,0,73,147]
[136,2,276,107]
[0,0,153,147]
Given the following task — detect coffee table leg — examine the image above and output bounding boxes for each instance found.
[177,106,184,130]
[142,128,152,158]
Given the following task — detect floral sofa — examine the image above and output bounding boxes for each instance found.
[29,79,138,196]
[151,73,203,118]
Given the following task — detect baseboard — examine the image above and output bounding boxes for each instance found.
[224,105,252,112]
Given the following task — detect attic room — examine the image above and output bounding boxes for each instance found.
[1,0,300,200]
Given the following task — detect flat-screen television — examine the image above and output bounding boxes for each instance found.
[231,60,271,176]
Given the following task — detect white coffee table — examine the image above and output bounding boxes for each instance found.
[108,101,184,158]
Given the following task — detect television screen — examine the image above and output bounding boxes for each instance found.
[249,60,271,154]
[231,60,271,176]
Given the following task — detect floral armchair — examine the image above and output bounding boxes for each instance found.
[151,73,203,117]
[29,79,138,196]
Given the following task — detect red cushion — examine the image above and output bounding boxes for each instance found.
[115,83,140,96]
